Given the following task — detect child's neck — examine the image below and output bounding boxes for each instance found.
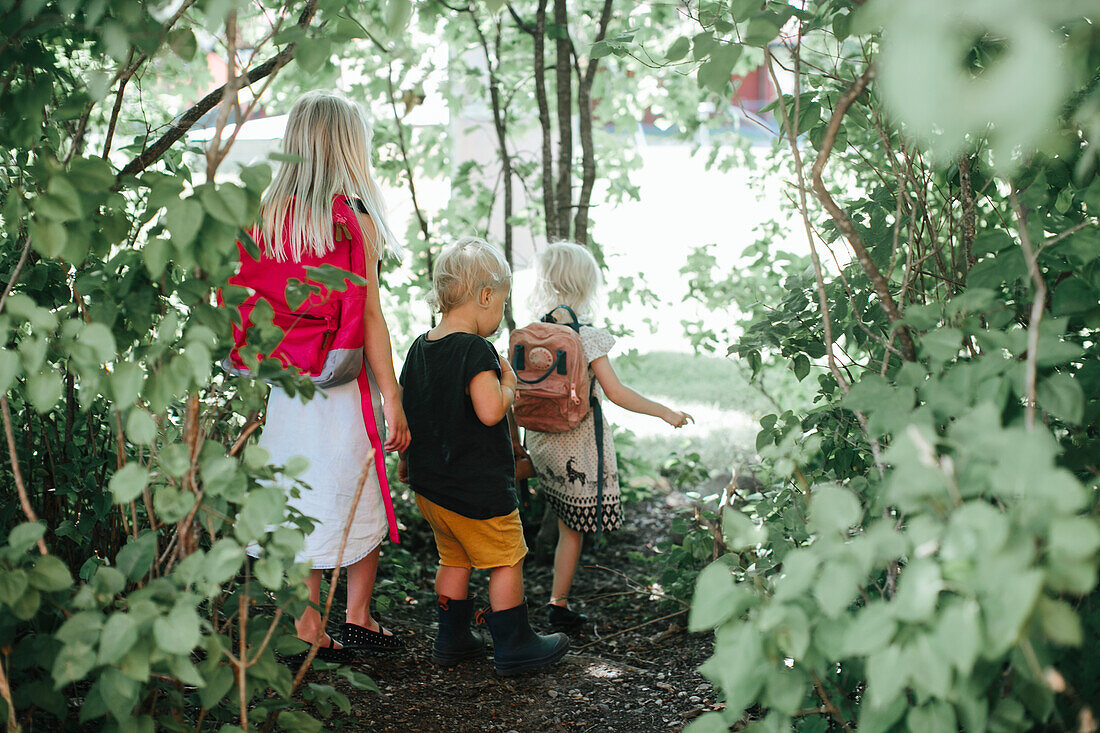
[429,306,481,339]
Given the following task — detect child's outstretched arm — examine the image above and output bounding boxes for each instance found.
[469,353,517,427]
[591,356,693,428]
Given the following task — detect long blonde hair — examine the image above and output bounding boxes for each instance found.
[530,241,601,318]
[258,92,401,262]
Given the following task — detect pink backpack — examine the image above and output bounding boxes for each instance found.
[221,195,369,388]
[509,306,590,433]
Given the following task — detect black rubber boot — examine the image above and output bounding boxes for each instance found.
[482,600,570,676]
[432,596,484,666]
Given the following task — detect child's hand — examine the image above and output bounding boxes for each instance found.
[383,399,411,453]
[397,454,408,483]
[498,353,517,389]
[663,408,694,429]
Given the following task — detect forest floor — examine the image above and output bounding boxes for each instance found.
[310,487,722,732]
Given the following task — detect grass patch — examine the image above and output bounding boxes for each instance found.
[614,350,767,412]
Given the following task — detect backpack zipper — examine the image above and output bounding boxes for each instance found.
[570,385,580,404]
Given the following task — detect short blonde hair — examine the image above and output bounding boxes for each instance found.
[429,237,511,313]
[529,241,601,318]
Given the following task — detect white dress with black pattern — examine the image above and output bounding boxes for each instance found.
[525,325,621,534]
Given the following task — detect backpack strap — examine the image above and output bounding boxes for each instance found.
[542,305,582,333]
[591,392,606,542]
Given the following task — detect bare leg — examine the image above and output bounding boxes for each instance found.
[436,565,472,600]
[488,560,525,611]
[345,546,391,635]
[550,519,583,608]
[296,568,341,647]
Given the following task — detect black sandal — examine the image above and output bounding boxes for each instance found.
[340,621,406,652]
[280,636,350,666]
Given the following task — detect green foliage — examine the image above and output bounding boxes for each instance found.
[615,1,1100,730]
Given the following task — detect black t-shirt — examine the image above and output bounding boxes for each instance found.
[399,332,517,519]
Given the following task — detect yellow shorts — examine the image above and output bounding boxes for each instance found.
[415,495,528,570]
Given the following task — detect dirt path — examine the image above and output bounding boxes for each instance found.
[315,493,720,732]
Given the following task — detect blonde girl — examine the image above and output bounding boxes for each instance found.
[238,91,410,658]
[525,242,692,628]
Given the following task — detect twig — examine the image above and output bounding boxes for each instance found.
[1010,189,1045,432]
[0,234,32,316]
[229,410,263,457]
[1,397,47,555]
[584,564,689,608]
[765,48,849,395]
[811,671,852,732]
[573,609,687,650]
[289,454,374,690]
[0,657,16,733]
[807,65,916,361]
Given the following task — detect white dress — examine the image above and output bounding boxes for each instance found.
[256,365,394,569]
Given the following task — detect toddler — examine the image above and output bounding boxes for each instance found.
[399,237,569,675]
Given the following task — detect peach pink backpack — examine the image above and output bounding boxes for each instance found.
[509,306,590,433]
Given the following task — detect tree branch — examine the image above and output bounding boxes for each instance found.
[115,0,318,182]
[1,396,47,555]
[808,65,916,361]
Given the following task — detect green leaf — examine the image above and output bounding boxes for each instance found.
[278,711,323,732]
[96,667,140,720]
[1037,596,1083,646]
[166,198,204,249]
[383,0,412,36]
[843,602,897,656]
[339,667,380,693]
[931,599,981,676]
[203,539,245,585]
[865,645,905,709]
[0,348,20,394]
[809,483,861,534]
[722,506,767,550]
[98,613,138,665]
[684,712,731,733]
[78,322,117,363]
[742,14,782,47]
[53,641,96,687]
[27,371,63,412]
[35,177,82,221]
[792,354,810,381]
[199,184,249,227]
[1036,372,1084,424]
[665,36,691,61]
[891,559,942,622]
[689,561,753,631]
[698,44,742,93]
[295,36,332,74]
[1047,516,1100,559]
[28,555,73,592]
[29,218,67,259]
[8,522,46,553]
[125,409,157,445]
[590,40,613,59]
[167,28,197,60]
[0,568,29,605]
[153,484,197,523]
[906,701,957,733]
[813,559,861,618]
[303,263,369,290]
[109,361,144,406]
[199,664,234,708]
[115,532,157,582]
[143,237,170,278]
[983,569,1042,657]
[919,327,962,363]
[108,463,150,504]
[153,602,201,655]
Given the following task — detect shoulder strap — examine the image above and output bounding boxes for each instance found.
[541,305,582,333]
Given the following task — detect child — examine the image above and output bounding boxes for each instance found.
[399,237,569,675]
[229,91,410,658]
[524,242,693,629]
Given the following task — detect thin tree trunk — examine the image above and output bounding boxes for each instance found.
[573,0,614,246]
[553,0,573,240]
[533,0,557,240]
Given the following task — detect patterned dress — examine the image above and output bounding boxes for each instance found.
[526,326,621,534]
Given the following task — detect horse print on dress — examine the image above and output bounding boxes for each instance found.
[565,457,587,487]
